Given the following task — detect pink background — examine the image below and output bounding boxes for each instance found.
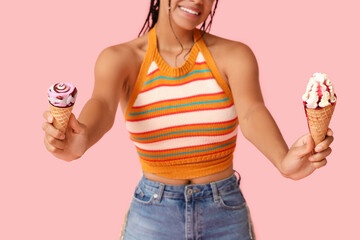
[1,0,359,239]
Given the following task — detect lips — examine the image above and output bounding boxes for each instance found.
[179,6,201,16]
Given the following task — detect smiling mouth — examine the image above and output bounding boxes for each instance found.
[179,6,200,16]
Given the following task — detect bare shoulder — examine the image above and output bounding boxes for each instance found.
[203,32,258,79]
[202,32,262,114]
[95,34,148,78]
[91,34,149,111]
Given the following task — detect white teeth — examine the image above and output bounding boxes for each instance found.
[180,6,199,15]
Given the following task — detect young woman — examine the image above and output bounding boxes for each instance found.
[42,0,334,239]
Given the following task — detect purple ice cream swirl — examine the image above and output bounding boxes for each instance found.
[48,83,77,108]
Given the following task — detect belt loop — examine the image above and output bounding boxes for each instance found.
[233,169,241,186]
[210,182,220,203]
[155,183,165,203]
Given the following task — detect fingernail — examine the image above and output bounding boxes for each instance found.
[48,116,53,122]
[315,146,321,152]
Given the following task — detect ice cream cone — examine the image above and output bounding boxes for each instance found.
[305,103,335,146]
[49,104,73,133]
[48,82,77,133]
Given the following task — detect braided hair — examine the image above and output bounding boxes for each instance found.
[138,0,219,37]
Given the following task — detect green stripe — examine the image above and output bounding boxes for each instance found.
[144,69,211,85]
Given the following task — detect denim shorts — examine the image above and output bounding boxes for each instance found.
[120,171,255,240]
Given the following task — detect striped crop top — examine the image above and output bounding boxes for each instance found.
[124,26,239,179]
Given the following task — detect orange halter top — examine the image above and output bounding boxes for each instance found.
[124,26,239,179]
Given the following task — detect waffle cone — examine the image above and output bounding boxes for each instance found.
[305,104,335,146]
[49,104,73,133]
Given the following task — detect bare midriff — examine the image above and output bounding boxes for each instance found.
[143,163,234,185]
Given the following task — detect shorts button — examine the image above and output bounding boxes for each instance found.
[187,189,193,195]
[153,194,158,199]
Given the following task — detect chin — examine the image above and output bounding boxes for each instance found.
[170,6,209,31]
[172,17,204,31]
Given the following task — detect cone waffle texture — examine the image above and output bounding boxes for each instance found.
[305,104,335,146]
[49,104,73,133]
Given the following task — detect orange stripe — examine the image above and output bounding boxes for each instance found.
[141,145,236,162]
[136,135,237,154]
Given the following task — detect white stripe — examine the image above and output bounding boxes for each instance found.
[133,78,223,107]
[126,105,237,133]
[196,52,206,63]
[133,127,238,151]
[147,61,158,75]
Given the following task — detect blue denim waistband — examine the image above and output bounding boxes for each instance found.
[136,170,241,202]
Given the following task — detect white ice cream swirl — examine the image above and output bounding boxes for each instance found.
[302,73,336,109]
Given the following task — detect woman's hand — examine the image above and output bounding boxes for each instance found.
[280,129,334,180]
[42,111,89,161]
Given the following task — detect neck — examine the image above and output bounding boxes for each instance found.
[156,9,195,52]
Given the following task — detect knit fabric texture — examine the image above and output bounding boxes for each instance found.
[124,26,239,179]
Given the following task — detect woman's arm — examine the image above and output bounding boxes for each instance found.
[225,43,288,169]
[42,44,136,161]
[225,42,333,180]
[78,45,133,149]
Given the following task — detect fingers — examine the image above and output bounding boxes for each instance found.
[326,128,333,137]
[43,110,54,123]
[43,135,65,153]
[42,121,65,140]
[291,134,314,157]
[44,133,66,150]
[305,134,315,153]
[309,147,331,170]
[42,123,66,153]
[308,129,333,170]
[42,111,65,138]
[68,114,82,134]
[309,147,332,162]
[311,159,327,169]
[315,132,334,152]
[42,110,66,153]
